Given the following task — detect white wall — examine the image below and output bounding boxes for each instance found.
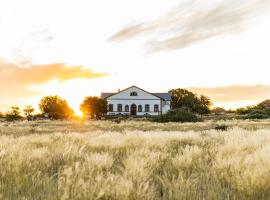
[106,86,170,116]
[162,101,171,114]
[107,99,161,116]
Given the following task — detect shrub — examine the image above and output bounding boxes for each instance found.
[151,109,199,123]
[249,109,269,116]
[214,125,228,131]
[236,106,258,115]
[239,109,270,119]
[5,107,22,122]
[244,113,270,119]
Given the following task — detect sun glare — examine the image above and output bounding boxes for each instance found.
[30,79,96,117]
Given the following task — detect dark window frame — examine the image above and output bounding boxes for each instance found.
[145,104,150,112]
[138,105,142,112]
[117,104,122,112]
[154,104,159,112]
[130,91,138,96]
[125,105,129,112]
[108,104,113,112]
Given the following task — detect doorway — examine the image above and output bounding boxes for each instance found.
[130,104,137,116]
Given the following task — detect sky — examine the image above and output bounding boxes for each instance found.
[0,0,270,115]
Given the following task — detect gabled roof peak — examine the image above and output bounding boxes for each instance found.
[101,85,171,100]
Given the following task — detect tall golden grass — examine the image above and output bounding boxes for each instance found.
[1,120,270,199]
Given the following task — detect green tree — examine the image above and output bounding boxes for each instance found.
[39,96,74,119]
[80,96,107,119]
[236,99,270,115]
[5,107,22,121]
[169,88,212,114]
[23,105,35,120]
[195,95,212,114]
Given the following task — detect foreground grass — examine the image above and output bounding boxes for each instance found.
[1,120,270,199]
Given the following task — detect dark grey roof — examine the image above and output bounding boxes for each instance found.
[101,93,115,99]
[101,92,171,100]
[152,93,171,101]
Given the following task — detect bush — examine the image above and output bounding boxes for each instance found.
[5,107,22,122]
[151,109,199,123]
[249,110,270,115]
[239,109,270,119]
[244,113,270,119]
[214,125,228,131]
[236,106,258,115]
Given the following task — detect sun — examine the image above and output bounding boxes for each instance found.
[74,110,83,117]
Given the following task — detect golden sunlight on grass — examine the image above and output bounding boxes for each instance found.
[1,120,270,199]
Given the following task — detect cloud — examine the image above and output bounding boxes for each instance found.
[110,0,270,51]
[12,28,55,62]
[188,85,270,104]
[0,59,108,99]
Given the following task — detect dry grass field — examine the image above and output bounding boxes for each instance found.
[1,119,270,199]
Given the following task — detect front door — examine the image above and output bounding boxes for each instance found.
[130,104,137,116]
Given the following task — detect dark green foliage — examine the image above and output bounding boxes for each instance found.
[39,96,74,120]
[237,109,270,119]
[249,109,270,115]
[236,100,270,115]
[80,96,107,119]
[152,109,199,123]
[236,106,260,115]
[169,88,212,114]
[244,113,270,119]
[5,107,22,121]
[235,100,270,120]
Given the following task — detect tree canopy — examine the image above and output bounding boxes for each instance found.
[236,99,270,115]
[169,88,212,114]
[39,96,74,119]
[5,107,22,121]
[80,96,107,119]
[23,105,35,120]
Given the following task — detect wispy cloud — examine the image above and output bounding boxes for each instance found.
[12,28,54,63]
[111,0,270,52]
[0,59,108,99]
[188,85,270,104]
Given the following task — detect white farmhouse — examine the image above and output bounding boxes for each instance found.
[101,86,171,116]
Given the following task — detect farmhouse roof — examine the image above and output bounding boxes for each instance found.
[101,93,114,99]
[152,93,171,101]
[100,86,171,101]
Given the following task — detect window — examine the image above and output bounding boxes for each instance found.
[145,104,150,112]
[138,105,142,112]
[125,105,129,112]
[130,91,138,96]
[117,104,122,112]
[108,104,113,112]
[154,104,159,112]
